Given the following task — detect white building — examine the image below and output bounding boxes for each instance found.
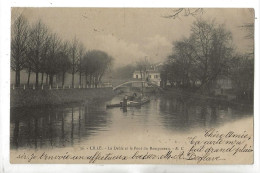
[132,70,161,86]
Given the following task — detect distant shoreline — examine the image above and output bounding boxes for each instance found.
[10,88,115,108]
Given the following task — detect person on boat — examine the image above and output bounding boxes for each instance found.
[128,93,138,101]
[122,95,128,107]
[135,93,143,102]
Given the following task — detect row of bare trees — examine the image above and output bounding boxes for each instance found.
[11,15,113,88]
[160,19,254,99]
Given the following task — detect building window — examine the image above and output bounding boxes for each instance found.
[136,75,138,79]
[154,75,158,79]
[149,75,151,78]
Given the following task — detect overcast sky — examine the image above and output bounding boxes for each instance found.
[12,8,254,68]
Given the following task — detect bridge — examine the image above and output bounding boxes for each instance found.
[112,80,163,91]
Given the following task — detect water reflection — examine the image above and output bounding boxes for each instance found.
[11,100,110,149]
[10,95,253,149]
[157,96,252,132]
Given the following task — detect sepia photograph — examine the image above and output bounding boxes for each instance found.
[9,7,254,164]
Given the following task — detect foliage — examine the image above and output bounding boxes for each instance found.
[11,15,29,86]
[11,15,113,88]
[161,19,233,93]
[81,50,113,87]
[229,55,254,100]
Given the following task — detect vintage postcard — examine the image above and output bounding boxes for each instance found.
[9,8,254,164]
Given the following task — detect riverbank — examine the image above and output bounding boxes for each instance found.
[160,88,253,107]
[10,88,115,108]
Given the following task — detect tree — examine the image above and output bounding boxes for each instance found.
[69,37,79,88]
[229,54,254,100]
[24,49,33,86]
[39,35,51,86]
[136,57,150,81]
[45,33,62,87]
[77,42,86,86]
[162,19,233,93]
[11,15,29,87]
[27,20,49,87]
[240,22,254,56]
[58,41,71,86]
[190,19,233,92]
[81,50,113,87]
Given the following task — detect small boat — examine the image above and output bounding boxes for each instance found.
[106,96,150,108]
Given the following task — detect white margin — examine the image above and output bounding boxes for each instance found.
[0,0,259,173]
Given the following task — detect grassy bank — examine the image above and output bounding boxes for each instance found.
[11,88,115,108]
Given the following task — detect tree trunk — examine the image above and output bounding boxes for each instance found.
[85,74,89,86]
[27,69,31,86]
[49,75,54,87]
[72,55,75,88]
[79,72,82,86]
[18,71,20,87]
[95,76,98,88]
[15,71,17,87]
[41,72,44,86]
[35,71,39,87]
[46,74,49,85]
[89,75,92,86]
[62,72,65,86]
[15,70,20,87]
[72,71,74,88]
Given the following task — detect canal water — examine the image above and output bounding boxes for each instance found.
[10,95,253,150]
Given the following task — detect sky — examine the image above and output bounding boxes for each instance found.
[12,8,254,68]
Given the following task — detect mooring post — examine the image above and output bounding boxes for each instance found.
[41,85,43,90]
[69,85,70,89]
[33,85,35,90]
[49,85,51,90]
[56,84,58,89]
[24,85,25,90]
[12,84,14,90]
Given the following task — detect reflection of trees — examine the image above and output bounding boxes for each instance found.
[13,119,20,149]
[158,96,233,131]
[10,97,253,149]
[27,119,32,148]
[210,105,217,124]
[34,117,38,149]
[77,107,81,143]
[200,105,207,127]
[159,98,190,131]
[61,111,65,145]
[10,101,110,149]
[83,102,109,136]
[11,106,62,149]
[71,107,74,145]
[48,113,53,148]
